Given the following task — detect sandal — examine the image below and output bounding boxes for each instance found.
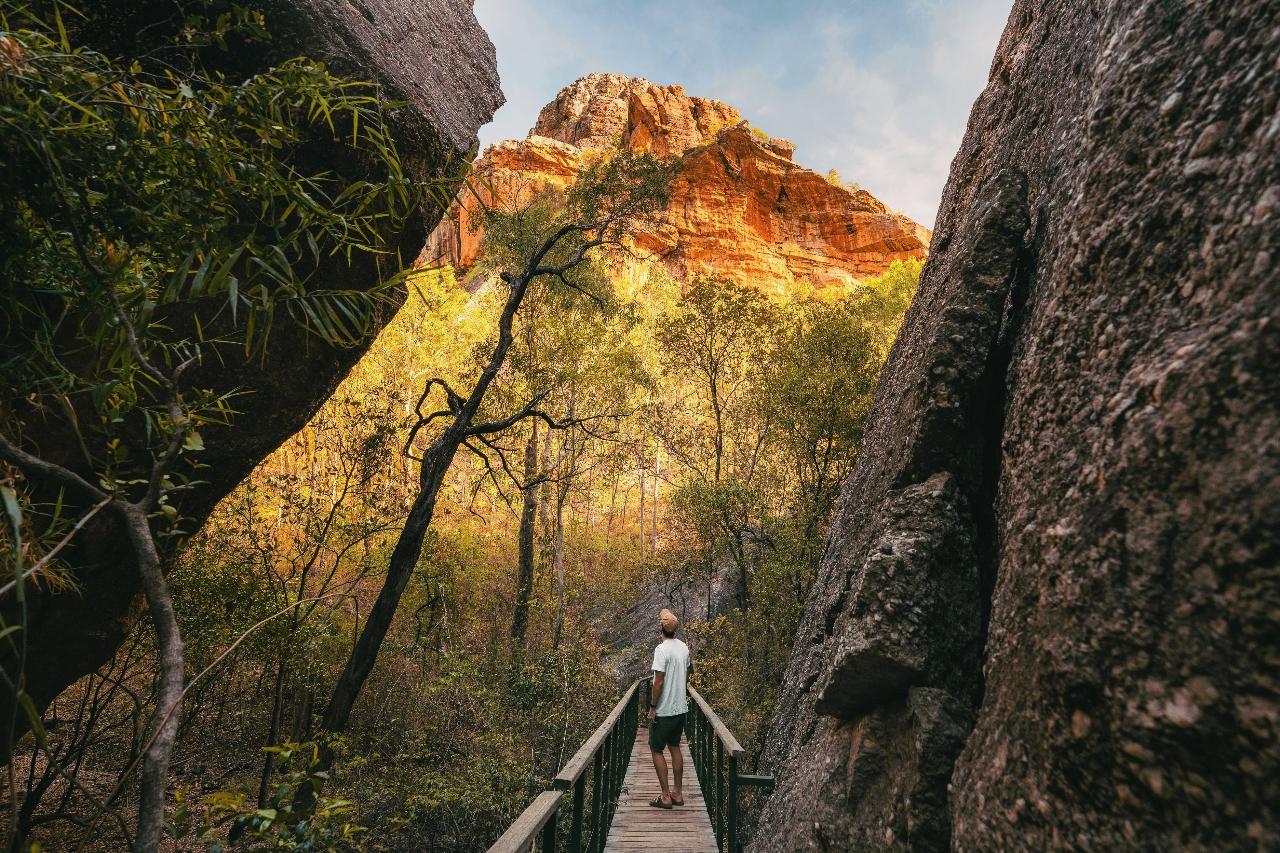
[672,796,685,806]
[649,797,673,809]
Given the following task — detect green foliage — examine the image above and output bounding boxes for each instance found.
[0,6,445,848]
[853,258,924,351]
[0,0,416,508]
[665,262,922,761]
[2,12,924,837]
[656,277,777,484]
[765,295,883,532]
[172,740,364,851]
[475,150,674,302]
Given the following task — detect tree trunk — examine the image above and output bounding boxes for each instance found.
[315,262,539,751]
[639,464,647,558]
[119,503,183,853]
[652,445,660,552]
[319,448,454,735]
[256,657,288,807]
[551,394,575,650]
[710,370,724,483]
[550,466,573,648]
[511,423,539,654]
[537,424,553,543]
[550,482,568,650]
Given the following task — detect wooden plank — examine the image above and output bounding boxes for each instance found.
[553,679,642,789]
[603,726,718,852]
[487,790,562,853]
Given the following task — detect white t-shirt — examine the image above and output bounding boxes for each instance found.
[652,638,691,717]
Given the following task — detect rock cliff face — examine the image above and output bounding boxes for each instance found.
[424,73,930,293]
[753,1,1278,850]
[6,0,502,728]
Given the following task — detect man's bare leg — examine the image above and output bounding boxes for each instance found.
[650,749,673,804]
[669,743,684,804]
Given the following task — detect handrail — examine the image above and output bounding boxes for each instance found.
[488,678,643,853]
[489,675,774,853]
[688,685,745,757]
[686,685,774,853]
[488,791,562,853]
[553,679,642,789]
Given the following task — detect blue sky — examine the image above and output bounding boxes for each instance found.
[474,0,1013,227]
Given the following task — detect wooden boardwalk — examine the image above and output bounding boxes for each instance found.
[603,726,718,853]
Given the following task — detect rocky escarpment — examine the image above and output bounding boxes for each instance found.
[425,73,930,293]
[5,0,502,729]
[754,1,1278,850]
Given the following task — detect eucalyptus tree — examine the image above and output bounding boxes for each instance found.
[657,278,778,606]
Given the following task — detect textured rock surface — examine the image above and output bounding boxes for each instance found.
[533,71,742,157]
[424,73,930,293]
[753,1,1279,850]
[6,0,502,726]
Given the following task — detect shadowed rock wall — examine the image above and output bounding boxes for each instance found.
[753,1,1278,849]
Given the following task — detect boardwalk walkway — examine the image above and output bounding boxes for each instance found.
[603,726,717,853]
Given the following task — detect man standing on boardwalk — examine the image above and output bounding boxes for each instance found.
[647,608,691,809]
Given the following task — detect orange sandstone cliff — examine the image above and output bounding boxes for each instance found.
[425,73,930,293]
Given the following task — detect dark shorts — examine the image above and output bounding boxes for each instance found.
[649,713,686,752]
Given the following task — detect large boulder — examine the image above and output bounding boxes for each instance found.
[4,0,502,731]
[753,0,1278,849]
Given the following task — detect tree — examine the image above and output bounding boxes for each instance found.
[763,296,887,586]
[656,278,776,484]
[657,278,778,606]
[311,151,674,757]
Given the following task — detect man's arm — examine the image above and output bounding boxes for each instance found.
[649,671,664,720]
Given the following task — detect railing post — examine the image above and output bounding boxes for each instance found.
[590,748,603,853]
[715,739,724,851]
[606,726,615,828]
[698,709,705,782]
[570,774,585,853]
[540,805,558,853]
[604,722,614,824]
[706,706,716,788]
[727,754,738,853]
[696,706,706,778]
[600,729,612,853]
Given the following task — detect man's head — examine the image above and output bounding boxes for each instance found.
[659,608,678,638]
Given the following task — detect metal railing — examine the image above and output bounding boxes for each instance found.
[489,676,773,853]
[687,685,775,853]
[488,679,643,853]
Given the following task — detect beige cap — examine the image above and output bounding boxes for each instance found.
[660,608,678,632]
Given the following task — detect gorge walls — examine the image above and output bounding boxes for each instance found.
[753,0,1279,849]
